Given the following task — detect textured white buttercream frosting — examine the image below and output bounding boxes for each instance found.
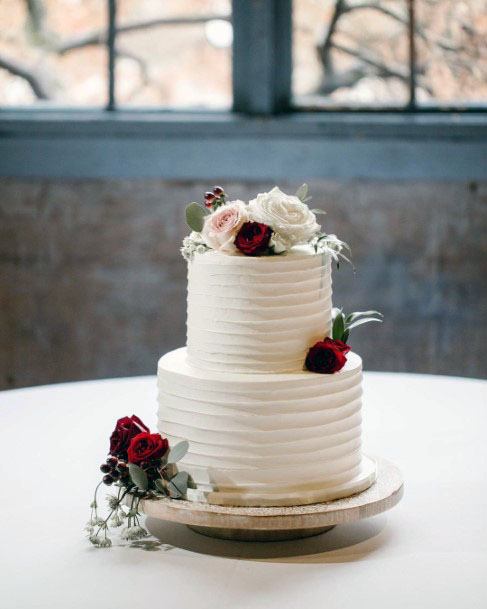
[186,246,332,373]
[157,348,376,507]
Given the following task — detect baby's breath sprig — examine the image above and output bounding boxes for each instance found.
[181,232,211,261]
[86,484,130,548]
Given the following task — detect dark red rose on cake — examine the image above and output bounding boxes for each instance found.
[235,221,272,256]
[109,415,150,459]
[326,338,351,354]
[305,337,351,374]
[127,432,169,465]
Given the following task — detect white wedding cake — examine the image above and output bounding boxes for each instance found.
[157,186,379,507]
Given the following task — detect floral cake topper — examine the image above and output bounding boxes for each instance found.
[181,184,350,263]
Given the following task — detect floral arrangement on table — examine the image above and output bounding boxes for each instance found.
[304,308,383,374]
[86,415,191,548]
[181,184,350,262]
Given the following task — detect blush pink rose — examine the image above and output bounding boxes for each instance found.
[201,201,248,252]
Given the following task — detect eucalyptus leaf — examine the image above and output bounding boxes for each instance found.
[311,208,327,215]
[164,463,177,479]
[347,317,383,331]
[154,479,166,494]
[167,485,182,499]
[128,463,148,491]
[167,440,189,464]
[185,202,208,232]
[332,312,345,341]
[167,471,189,499]
[295,183,308,201]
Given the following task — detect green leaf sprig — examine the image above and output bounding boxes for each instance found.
[332,308,383,343]
[185,202,210,232]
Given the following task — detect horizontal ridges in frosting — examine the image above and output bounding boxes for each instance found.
[187,248,332,374]
[157,347,368,506]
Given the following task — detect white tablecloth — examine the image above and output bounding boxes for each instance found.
[0,372,486,609]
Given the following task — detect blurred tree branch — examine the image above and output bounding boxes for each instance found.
[56,14,230,54]
[0,53,51,99]
[315,0,464,97]
[2,1,482,103]
[0,9,229,100]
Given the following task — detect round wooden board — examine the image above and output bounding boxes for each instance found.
[137,456,403,542]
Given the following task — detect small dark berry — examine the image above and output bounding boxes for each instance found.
[110,469,121,480]
[100,463,111,474]
[103,474,114,485]
[106,456,118,467]
[204,191,215,202]
[204,200,213,208]
[117,461,128,472]
[213,186,224,196]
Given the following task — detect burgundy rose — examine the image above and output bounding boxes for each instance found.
[305,337,350,374]
[127,432,169,465]
[109,415,150,459]
[324,337,351,354]
[235,221,272,256]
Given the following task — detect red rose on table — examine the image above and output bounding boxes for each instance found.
[305,337,350,374]
[127,432,169,465]
[109,415,149,458]
[235,221,272,256]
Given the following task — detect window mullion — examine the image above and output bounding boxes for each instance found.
[407,0,417,110]
[106,0,117,111]
[232,0,292,115]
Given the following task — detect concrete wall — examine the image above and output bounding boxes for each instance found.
[1,178,486,389]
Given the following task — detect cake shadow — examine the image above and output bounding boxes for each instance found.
[145,514,389,562]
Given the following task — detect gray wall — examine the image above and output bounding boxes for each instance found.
[1,178,486,390]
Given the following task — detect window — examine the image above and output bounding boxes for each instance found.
[0,0,232,109]
[1,0,486,112]
[0,1,485,181]
[293,0,487,111]
[0,0,109,106]
[114,0,232,109]
[415,0,487,107]
[294,0,410,108]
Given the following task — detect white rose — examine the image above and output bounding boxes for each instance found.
[248,187,320,246]
[201,200,248,253]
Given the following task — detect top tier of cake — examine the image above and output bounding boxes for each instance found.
[186,246,332,374]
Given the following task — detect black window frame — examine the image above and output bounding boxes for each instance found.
[0,0,486,181]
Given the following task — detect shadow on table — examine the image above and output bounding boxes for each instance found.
[144,514,390,563]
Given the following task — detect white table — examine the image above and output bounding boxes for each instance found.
[0,372,486,609]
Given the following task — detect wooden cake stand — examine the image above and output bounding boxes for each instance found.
[136,456,403,542]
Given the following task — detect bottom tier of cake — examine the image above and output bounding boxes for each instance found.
[157,348,377,507]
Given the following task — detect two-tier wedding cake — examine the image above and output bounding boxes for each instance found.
[157,186,380,507]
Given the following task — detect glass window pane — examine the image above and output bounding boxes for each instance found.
[0,0,107,107]
[293,0,410,108]
[115,0,232,108]
[416,0,487,107]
